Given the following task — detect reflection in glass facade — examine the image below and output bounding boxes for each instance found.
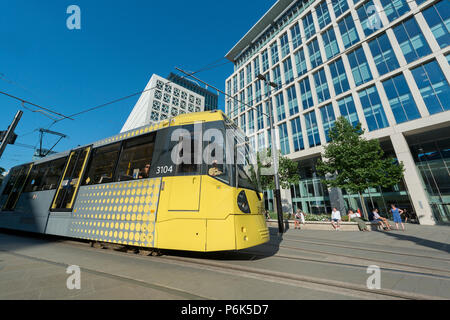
[410,137,450,223]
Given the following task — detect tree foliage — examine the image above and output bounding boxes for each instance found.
[316,117,405,194]
[253,148,300,190]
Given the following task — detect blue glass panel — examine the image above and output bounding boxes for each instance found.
[358,86,389,131]
[411,60,450,114]
[382,74,421,123]
[393,17,431,63]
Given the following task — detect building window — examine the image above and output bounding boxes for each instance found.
[303,12,316,40]
[411,60,450,115]
[246,64,252,84]
[379,0,410,22]
[291,117,305,152]
[307,39,323,69]
[294,48,307,76]
[275,92,286,121]
[255,81,262,103]
[368,32,400,76]
[272,65,282,87]
[283,57,294,84]
[280,33,290,58]
[383,73,421,124]
[287,85,299,116]
[393,17,431,63]
[316,1,331,30]
[299,77,314,110]
[319,103,336,142]
[278,123,290,155]
[248,110,255,134]
[257,104,264,131]
[305,111,321,147]
[322,27,340,60]
[247,86,253,107]
[358,86,389,131]
[333,0,349,19]
[338,95,360,127]
[262,50,269,72]
[271,42,279,65]
[313,68,330,103]
[422,0,450,49]
[348,47,373,86]
[253,57,261,78]
[265,101,274,129]
[329,58,350,96]
[240,91,246,112]
[257,132,265,152]
[357,0,383,37]
[239,69,245,89]
[291,23,302,49]
[338,14,360,49]
[240,113,246,133]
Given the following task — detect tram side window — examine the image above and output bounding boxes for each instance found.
[115,133,156,182]
[41,157,68,190]
[23,157,68,192]
[2,167,21,195]
[24,163,48,193]
[83,143,121,185]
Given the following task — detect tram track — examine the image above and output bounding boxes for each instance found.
[1,231,449,300]
[62,239,449,299]
[272,232,450,262]
[256,243,450,276]
[157,254,444,300]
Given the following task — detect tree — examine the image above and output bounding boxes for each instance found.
[316,117,405,220]
[252,148,300,191]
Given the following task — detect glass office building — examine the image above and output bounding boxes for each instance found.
[225,0,450,224]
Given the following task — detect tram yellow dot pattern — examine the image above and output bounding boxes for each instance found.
[69,177,161,248]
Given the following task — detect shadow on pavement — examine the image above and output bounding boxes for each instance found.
[375,229,450,254]
[161,227,284,261]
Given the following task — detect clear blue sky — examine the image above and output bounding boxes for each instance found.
[0,0,275,171]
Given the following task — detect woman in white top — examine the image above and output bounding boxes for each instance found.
[331,208,341,231]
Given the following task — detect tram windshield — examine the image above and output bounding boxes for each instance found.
[223,116,260,192]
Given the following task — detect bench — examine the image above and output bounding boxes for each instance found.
[266,219,384,231]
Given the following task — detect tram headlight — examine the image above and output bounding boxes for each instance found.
[237,191,251,214]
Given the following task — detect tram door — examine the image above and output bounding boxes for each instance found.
[2,164,33,211]
[51,147,91,211]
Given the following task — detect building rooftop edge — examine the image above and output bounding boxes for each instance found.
[225,0,296,63]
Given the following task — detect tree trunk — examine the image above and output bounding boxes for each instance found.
[358,192,369,221]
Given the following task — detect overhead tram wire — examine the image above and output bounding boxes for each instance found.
[0,90,74,121]
[47,58,232,128]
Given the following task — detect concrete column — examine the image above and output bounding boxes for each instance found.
[390,132,436,225]
[280,188,293,215]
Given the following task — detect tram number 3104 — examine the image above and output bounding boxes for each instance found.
[156,166,173,175]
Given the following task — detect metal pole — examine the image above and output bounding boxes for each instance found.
[0,110,23,159]
[267,96,284,234]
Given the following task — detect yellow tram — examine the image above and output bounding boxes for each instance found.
[0,111,269,252]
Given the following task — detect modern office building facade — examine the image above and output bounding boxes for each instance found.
[225,0,450,225]
[167,72,219,111]
[121,74,205,132]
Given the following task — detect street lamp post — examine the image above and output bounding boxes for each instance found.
[257,74,284,234]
